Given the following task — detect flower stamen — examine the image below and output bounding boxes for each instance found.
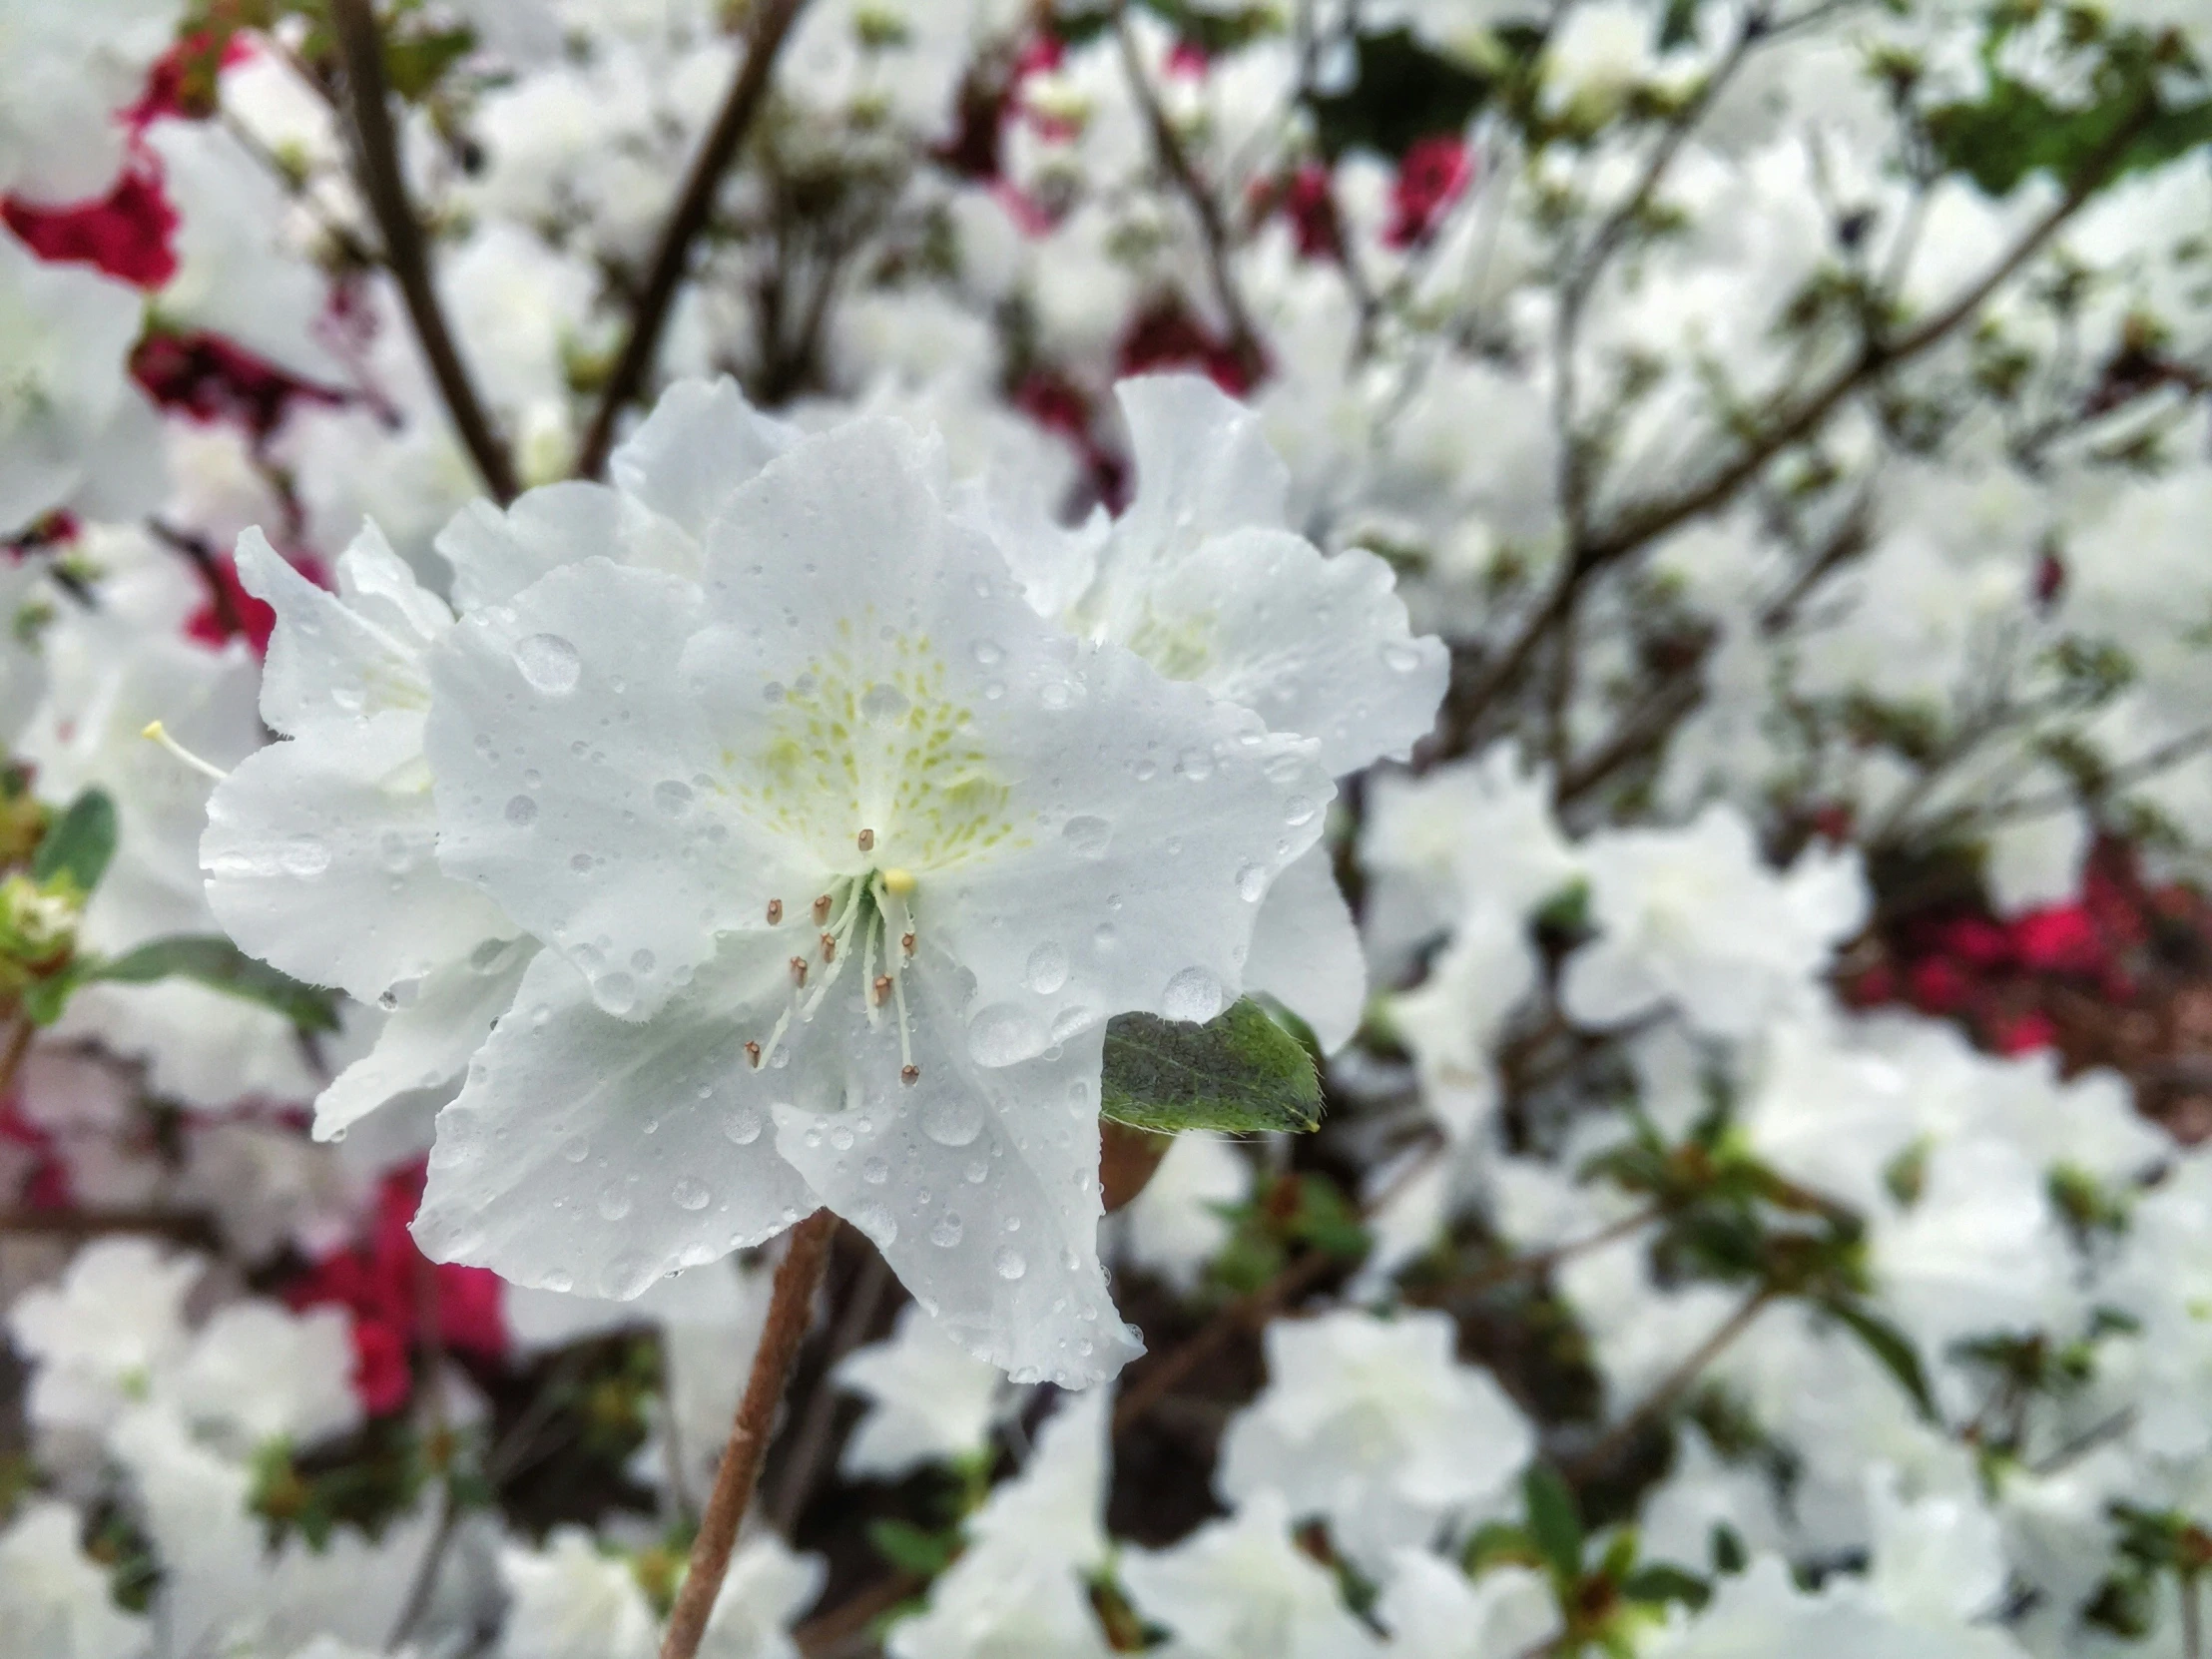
[766,898,784,925]
[141,720,229,783]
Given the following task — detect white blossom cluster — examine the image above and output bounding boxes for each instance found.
[3,0,2212,1655]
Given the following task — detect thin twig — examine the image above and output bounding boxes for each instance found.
[1114,1,1267,385]
[328,0,519,503]
[1406,1206,1663,1311]
[661,1210,837,1659]
[0,1206,220,1248]
[576,0,811,477]
[1113,1247,1337,1433]
[793,1568,918,1658]
[1566,1287,1774,1481]
[1439,91,2160,749]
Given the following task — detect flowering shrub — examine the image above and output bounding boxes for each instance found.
[3,0,2212,1656]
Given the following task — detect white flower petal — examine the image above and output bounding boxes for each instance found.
[774,960,1139,1387]
[426,558,816,1020]
[205,713,515,1003]
[610,374,796,535]
[313,942,535,1140]
[1110,374,1291,566]
[412,948,820,1300]
[433,481,626,614]
[1244,847,1366,1052]
[236,527,438,737]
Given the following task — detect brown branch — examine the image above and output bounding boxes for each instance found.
[1112,1246,1337,1434]
[329,0,518,504]
[794,1568,919,1658]
[1566,1287,1774,1481]
[1405,1206,1663,1311]
[1114,2,1266,385]
[1439,91,2160,750]
[769,1235,892,1533]
[0,1206,221,1249]
[576,0,812,478]
[660,1209,837,1659]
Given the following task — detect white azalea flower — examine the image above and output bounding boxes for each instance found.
[412,412,1330,1382]
[1561,804,1866,1040]
[697,1534,826,1659]
[8,1239,201,1438]
[0,0,185,205]
[1116,1132,1252,1292]
[1216,1308,1535,1574]
[0,228,162,538]
[1374,1551,1562,1658]
[0,1497,151,1659]
[168,1301,363,1455]
[204,523,531,1141]
[834,1301,1007,1480]
[1023,374,1449,1050]
[1121,1488,1382,1659]
[888,1389,1116,1659]
[499,1526,659,1659]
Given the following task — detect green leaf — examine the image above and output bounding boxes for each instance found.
[1927,78,2212,197]
[1100,998,1322,1136]
[1523,1464,1585,1582]
[86,936,342,1033]
[383,25,475,101]
[1622,1562,1711,1610]
[867,1518,960,1578]
[32,790,117,892]
[1818,1297,1938,1422]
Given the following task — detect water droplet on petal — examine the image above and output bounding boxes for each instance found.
[672,1177,711,1211]
[723,1106,764,1146]
[1178,747,1214,781]
[513,633,582,695]
[280,836,330,876]
[1163,966,1224,1023]
[1061,816,1111,858]
[931,1213,965,1247]
[504,795,539,827]
[543,1270,574,1293]
[597,1183,634,1221]
[1382,641,1424,673]
[921,1091,985,1147]
[1284,795,1318,827]
[592,972,637,1015]
[994,1247,1026,1281]
[1023,942,1069,995]
[1237,862,1268,901]
[968,1002,1043,1066]
[862,1157,888,1185]
[859,683,909,725]
[970,640,1003,666]
[653,780,694,817]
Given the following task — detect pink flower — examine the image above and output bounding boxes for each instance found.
[1386,136,1472,249]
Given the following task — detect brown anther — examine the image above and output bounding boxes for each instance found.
[900,1064,920,1086]
[900,930,916,957]
[744,1040,762,1068]
[820,932,836,962]
[812,894,832,925]
[872,974,892,1005]
[766,898,784,925]
[857,828,875,852]
[789,955,809,987]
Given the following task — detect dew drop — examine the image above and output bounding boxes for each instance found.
[513,633,582,695]
[1023,941,1069,995]
[856,1204,897,1245]
[1236,861,1268,901]
[967,1002,1043,1067]
[504,795,539,827]
[672,1177,711,1211]
[861,1157,888,1186]
[970,639,1004,666]
[1163,966,1224,1022]
[859,683,910,725]
[631,949,655,973]
[543,1270,574,1294]
[653,780,694,817]
[921,1091,985,1148]
[1382,641,1424,673]
[1039,681,1072,710]
[560,1135,591,1164]
[930,1213,965,1247]
[1178,746,1215,781]
[1061,816,1111,858]
[1284,795,1318,827]
[723,1106,765,1146]
[592,972,638,1015]
[994,1247,1027,1281]
[597,1183,634,1221]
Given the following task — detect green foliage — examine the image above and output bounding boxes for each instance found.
[1525,1463,1586,1581]
[31,790,118,894]
[82,936,343,1033]
[1815,1297,1938,1422]
[1100,997,1323,1135]
[868,1517,963,1577]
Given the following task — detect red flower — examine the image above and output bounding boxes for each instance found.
[1936,917,2014,970]
[1990,1009,2058,1056]
[1909,955,1971,1014]
[3,166,178,288]
[131,330,341,441]
[288,1162,509,1413]
[1117,298,1263,396]
[185,548,327,658]
[1280,164,1345,262]
[1386,136,1472,249]
[2011,904,2105,976]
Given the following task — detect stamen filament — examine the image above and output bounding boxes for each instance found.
[141,721,229,783]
